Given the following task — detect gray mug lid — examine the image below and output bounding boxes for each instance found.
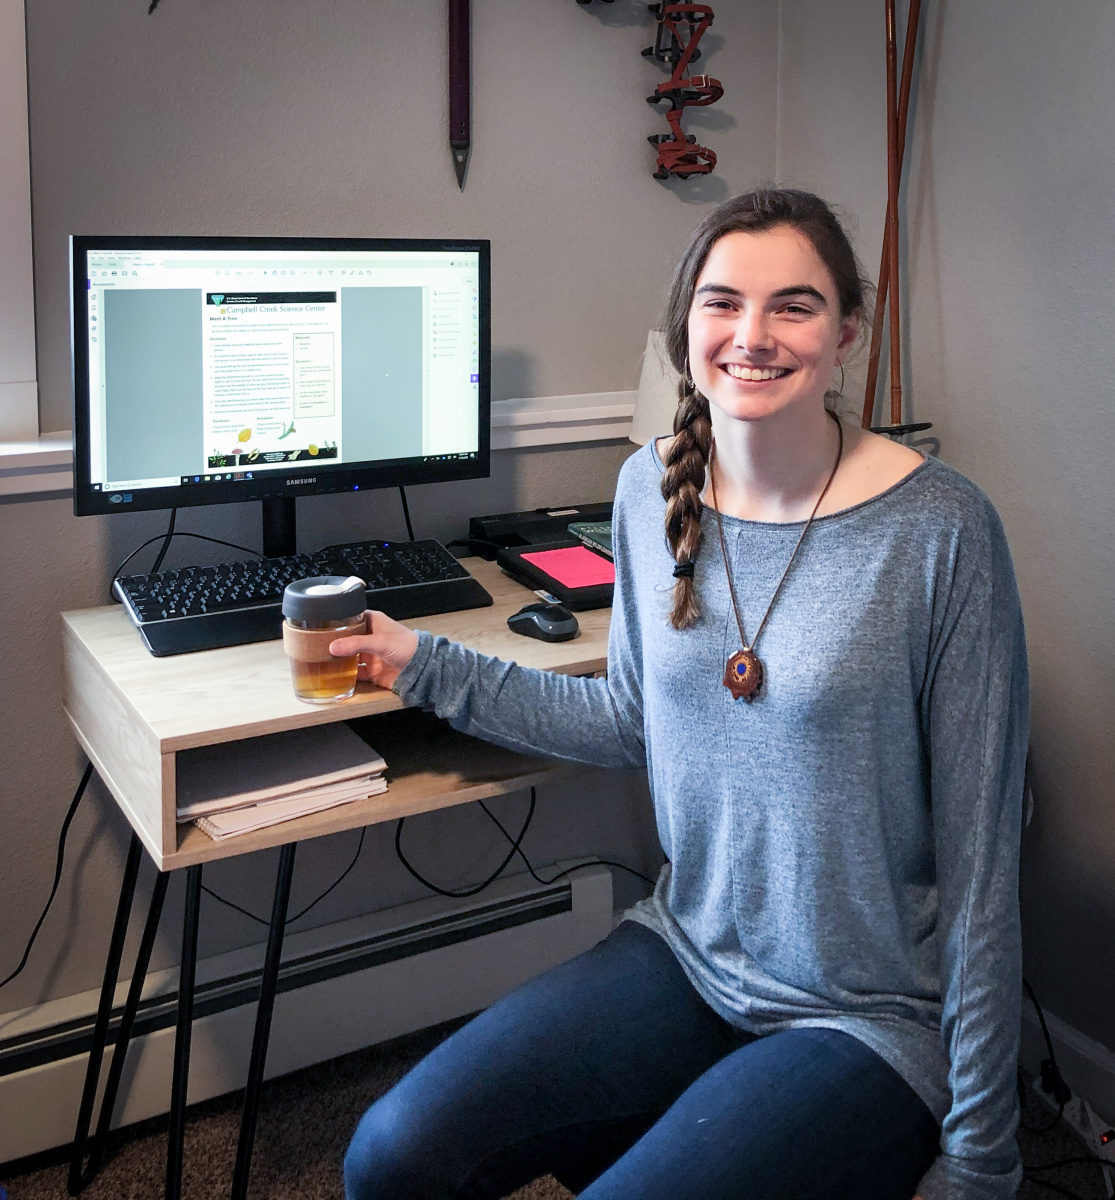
[282,575,367,622]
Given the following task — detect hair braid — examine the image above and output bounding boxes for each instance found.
[660,379,712,629]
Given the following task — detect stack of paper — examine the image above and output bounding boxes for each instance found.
[177,723,388,841]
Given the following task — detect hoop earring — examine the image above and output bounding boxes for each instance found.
[836,362,846,395]
[684,357,707,405]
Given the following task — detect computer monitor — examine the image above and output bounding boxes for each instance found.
[71,235,490,554]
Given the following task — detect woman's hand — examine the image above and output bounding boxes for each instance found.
[329,610,419,690]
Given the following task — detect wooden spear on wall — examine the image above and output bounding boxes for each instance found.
[449,0,471,188]
[862,0,924,431]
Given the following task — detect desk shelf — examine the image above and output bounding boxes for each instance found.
[170,708,584,869]
[62,558,610,872]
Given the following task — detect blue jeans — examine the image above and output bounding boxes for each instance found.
[344,921,939,1200]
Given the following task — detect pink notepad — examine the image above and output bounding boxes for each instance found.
[521,546,616,588]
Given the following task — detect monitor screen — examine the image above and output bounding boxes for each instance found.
[71,236,490,518]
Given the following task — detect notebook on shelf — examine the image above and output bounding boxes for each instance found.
[193,776,388,840]
[177,722,389,841]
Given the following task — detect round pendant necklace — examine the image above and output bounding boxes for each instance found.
[711,410,844,702]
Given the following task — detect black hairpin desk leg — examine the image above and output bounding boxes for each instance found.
[68,831,143,1196]
[166,863,203,1200]
[87,869,170,1174]
[69,836,297,1200]
[230,841,297,1200]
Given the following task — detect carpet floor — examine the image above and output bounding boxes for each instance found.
[1,1021,1109,1200]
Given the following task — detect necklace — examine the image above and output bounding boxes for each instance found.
[710,411,844,701]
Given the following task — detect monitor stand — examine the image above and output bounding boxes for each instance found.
[262,497,297,558]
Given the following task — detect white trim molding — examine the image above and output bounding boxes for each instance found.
[0,431,73,496]
[492,391,636,449]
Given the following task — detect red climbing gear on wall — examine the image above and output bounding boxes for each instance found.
[643,4,723,180]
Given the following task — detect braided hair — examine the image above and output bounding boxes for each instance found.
[658,188,870,629]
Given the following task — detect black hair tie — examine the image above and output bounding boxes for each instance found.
[672,560,695,579]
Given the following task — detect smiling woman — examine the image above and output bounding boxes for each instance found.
[333,188,1028,1200]
[687,228,855,423]
[660,191,923,628]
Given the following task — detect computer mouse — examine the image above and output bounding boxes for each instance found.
[507,602,579,643]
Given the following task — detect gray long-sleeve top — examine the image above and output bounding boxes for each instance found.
[393,441,1029,1200]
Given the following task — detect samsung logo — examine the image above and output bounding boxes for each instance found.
[287,477,317,486]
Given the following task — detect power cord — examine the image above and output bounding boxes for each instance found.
[0,763,94,992]
[1021,977,1071,1134]
[398,487,416,541]
[445,536,506,559]
[395,786,658,898]
[148,507,177,575]
[110,530,264,601]
[395,789,538,898]
[14,505,649,989]
[201,828,367,928]
[474,797,657,889]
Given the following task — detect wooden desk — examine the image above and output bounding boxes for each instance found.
[61,557,610,1200]
[63,558,610,871]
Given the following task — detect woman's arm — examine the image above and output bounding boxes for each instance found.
[914,505,1029,1200]
[330,459,650,771]
[329,553,647,772]
[386,626,646,769]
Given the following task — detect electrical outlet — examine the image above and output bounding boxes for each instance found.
[1032,1076,1115,1197]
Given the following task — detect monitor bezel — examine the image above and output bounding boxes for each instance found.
[70,234,491,518]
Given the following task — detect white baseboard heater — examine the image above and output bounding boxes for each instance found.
[0,861,613,1166]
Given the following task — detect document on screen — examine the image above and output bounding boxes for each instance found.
[201,291,342,470]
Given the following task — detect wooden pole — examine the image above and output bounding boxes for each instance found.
[862,0,923,428]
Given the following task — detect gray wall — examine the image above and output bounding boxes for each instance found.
[28,0,777,432]
[1,0,777,1012]
[778,0,1115,1053]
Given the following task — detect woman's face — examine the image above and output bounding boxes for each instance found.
[686,225,858,426]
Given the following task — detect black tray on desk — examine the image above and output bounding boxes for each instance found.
[496,540,614,611]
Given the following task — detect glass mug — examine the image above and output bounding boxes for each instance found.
[281,576,367,704]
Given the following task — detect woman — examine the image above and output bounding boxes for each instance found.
[334,189,1028,1200]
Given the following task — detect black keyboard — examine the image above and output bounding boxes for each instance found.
[114,539,493,657]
